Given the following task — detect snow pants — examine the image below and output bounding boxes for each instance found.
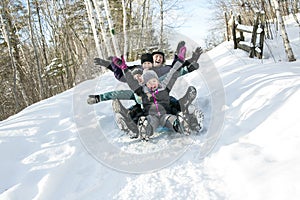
[146,114,177,132]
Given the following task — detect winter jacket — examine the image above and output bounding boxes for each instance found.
[125,61,183,116]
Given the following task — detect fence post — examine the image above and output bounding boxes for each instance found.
[237,15,245,41]
[224,12,230,41]
[249,12,260,58]
[258,12,265,59]
[232,15,238,49]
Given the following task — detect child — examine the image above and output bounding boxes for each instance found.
[119,60,188,140]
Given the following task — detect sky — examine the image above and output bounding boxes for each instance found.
[0,13,300,199]
[178,0,214,47]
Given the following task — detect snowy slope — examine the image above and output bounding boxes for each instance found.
[1,16,300,199]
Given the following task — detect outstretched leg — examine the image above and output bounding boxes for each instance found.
[112,99,139,138]
[138,115,159,141]
[162,114,186,135]
[178,86,197,113]
[177,86,204,133]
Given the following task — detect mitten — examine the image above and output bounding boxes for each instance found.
[175,41,185,55]
[190,47,203,62]
[87,95,100,104]
[112,55,127,69]
[177,46,186,61]
[94,58,111,67]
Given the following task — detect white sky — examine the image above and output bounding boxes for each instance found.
[177,0,214,46]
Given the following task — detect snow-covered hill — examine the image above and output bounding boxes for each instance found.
[1,15,300,199]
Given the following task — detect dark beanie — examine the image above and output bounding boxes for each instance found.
[142,70,159,84]
[152,51,165,63]
[141,53,153,64]
[132,68,143,76]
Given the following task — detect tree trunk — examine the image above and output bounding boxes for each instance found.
[93,0,113,58]
[121,0,128,57]
[27,0,44,99]
[273,0,296,62]
[102,0,121,56]
[0,9,19,110]
[85,0,103,58]
[159,0,164,49]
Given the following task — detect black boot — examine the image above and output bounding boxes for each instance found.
[179,86,197,113]
[112,99,139,137]
[138,116,153,141]
[172,117,186,134]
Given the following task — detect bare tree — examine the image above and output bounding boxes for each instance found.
[93,0,113,58]
[158,0,164,48]
[0,6,19,110]
[85,0,103,58]
[102,0,121,55]
[121,0,128,56]
[27,0,44,99]
[273,0,296,62]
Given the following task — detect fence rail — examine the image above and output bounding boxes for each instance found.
[225,11,265,59]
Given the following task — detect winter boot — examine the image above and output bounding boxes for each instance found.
[112,99,139,137]
[163,114,187,135]
[187,109,204,132]
[180,105,204,133]
[176,112,192,135]
[172,116,187,135]
[138,116,153,141]
[179,86,197,113]
[114,114,138,138]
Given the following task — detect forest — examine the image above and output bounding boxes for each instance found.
[1,0,299,120]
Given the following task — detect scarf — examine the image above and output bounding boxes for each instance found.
[151,89,161,116]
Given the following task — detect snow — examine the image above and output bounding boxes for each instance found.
[1,15,300,199]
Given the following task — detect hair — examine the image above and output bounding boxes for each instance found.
[141,53,153,64]
[132,68,143,76]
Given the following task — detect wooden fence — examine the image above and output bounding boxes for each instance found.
[225,11,265,59]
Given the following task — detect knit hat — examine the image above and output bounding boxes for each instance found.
[152,51,165,63]
[131,68,143,76]
[141,53,153,64]
[142,70,159,84]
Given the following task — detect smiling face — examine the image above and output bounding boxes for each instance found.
[152,54,164,67]
[142,61,153,70]
[146,78,159,91]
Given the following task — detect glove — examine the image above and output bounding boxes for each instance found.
[87,95,100,104]
[175,41,185,55]
[190,47,203,62]
[94,58,111,68]
[177,46,186,61]
[112,55,127,69]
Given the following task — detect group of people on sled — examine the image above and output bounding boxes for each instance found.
[87,41,204,141]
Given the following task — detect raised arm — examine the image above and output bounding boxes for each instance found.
[112,56,143,95]
[161,61,184,91]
